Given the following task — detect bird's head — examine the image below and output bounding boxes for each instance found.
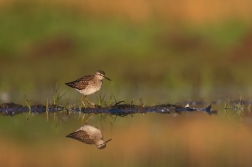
[96,70,111,81]
[96,139,112,149]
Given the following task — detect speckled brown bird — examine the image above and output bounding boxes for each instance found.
[66,125,112,149]
[65,70,111,107]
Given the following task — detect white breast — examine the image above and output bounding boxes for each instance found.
[76,82,102,95]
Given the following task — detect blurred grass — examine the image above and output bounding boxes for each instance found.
[0,2,252,104]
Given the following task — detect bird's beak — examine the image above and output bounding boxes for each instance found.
[105,76,111,81]
[105,139,112,144]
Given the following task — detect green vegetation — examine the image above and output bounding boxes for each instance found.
[0,4,251,104]
[24,96,31,121]
[224,90,251,129]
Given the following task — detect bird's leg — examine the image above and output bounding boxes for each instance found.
[81,114,85,124]
[81,113,94,124]
[85,114,94,124]
[84,96,95,108]
[81,96,86,108]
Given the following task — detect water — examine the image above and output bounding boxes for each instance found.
[0,99,251,167]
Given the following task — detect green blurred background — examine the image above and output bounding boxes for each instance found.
[1,0,252,166]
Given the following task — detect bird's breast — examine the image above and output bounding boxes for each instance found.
[76,82,102,95]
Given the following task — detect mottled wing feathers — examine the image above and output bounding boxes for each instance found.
[66,130,94,144]
[65,75,93,90]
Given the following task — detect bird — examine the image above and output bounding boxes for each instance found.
[66,125,112,149]
[65,70,111,108]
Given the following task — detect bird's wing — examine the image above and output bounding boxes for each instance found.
[66,130,94,144]
[65,75,93,90]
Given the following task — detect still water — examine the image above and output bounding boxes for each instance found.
[0,99,251,167]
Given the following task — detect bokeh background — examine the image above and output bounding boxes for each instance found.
[0,0,252,166]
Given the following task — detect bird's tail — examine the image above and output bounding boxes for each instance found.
[65,82,75,88]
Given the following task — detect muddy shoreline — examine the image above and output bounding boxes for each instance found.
[0,102,216,116]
